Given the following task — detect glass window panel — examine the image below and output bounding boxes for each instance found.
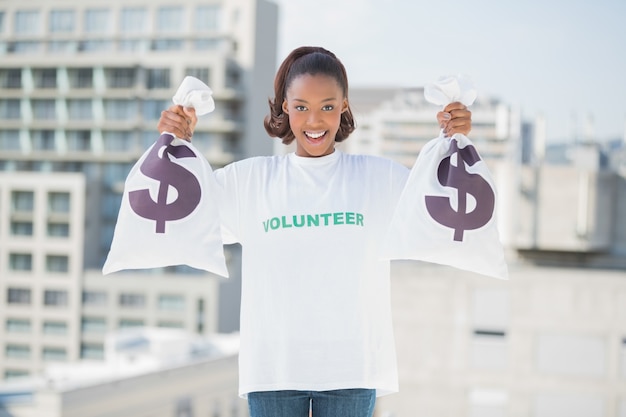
[7,288,31,304]
[151,39,183,51]
[6,319,31,333]
[47,41,77,53]
[68,69,93,89]
[80,343,104,360]
[193,38,220,51]
[44,290,69,306]
[142,100,170,121]
[185,68,210,85]
[6,344,30,359]
[12,190,34,211]
[32,69,57,89]
[46,255,69,273]
[103,130,133,151]
[9,253,32,271]
[82,291,107,306]
[84,9,111,34]
[43,321,67,335]
[158,321,184,329]
[11,41,42,54]
[103,163,132,187]
[81,317,106,333]
[11,221,33,236]
[104,99,136,120]
[32,130,56,151]
[47,222,70,237]
[32,99,56,120]
[157,7,183,32]
[0,12,4,33]
[14,10,40,35]
[120,8,148,34]
[194,5,220,31]
[146,68,170,89]
[0,130,21,151]
[42,347,67,361]
[0,69,22,88]
[48,192,70,213]
[105,68,135,88]
[67,99,92,120]
[158,294,185,311]
[49,10,75,33]
[79,40,113,52]
[0,99,21,119]
[67,130,91,151]
[119,319,144,328]
[119,293,145,308]
[118,39,149,52]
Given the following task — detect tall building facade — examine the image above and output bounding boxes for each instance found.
[0,0,278,380]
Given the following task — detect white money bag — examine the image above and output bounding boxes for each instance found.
[102,77,228,277]
[380,75,508,280]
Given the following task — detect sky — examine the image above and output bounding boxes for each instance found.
[272,0,626,143]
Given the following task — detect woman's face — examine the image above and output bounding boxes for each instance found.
[282,73,348,158]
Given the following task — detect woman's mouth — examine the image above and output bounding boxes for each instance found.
[305,131,327,142]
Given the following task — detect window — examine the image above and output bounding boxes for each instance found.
[11,221,33,236]
[67,99,93,119]
[119,293,145,308]
[105,68,135,88]
[6,344,30,359]
[142,100,170,121]
[103,131,134,151]
[47,222,70,237]
[14,10,41,35]
[158,321,184,329]
[9,253,32,271]
[44,290,69,307]
[6,319,31,333]
[0,99,21,119]
[84,9,110,34]
[48,192,70,213]
[536,333,606,376]
[120,8,148,33]
[48,41,77,53]
[0,68,22,88]
[42,347,67,361]
[80,343,104,360]
[4,370,30,380]
[43,321,67,335]
[119,319,144,328]
[81,317,106,333]
[82,291,107,306]
[158,294,185,311]
[67,130,91,151]
[79,40,113,52]
[11,41,42,54]
[103,163,132,187]
[32,130,56,150]
[7,288,31,305]
[152,39,183,51]
[104,99,137,121]
[185,68,210,85]
[146,68,170,89]
[68,68,93,89]
[32,99,56,120]
[46,255,69,273]
[194,5,221,31]
[156,7,183,32]
[0,11,4,33]
[49,9,75,33]
[0,130,21,151]
[12,190,34,212]
[32,68,57,89]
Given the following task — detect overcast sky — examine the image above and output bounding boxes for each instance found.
[272,0,626,143]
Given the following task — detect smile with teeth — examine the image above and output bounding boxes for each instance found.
[305,131,326,140]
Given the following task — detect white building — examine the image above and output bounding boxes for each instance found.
[0,0,277,380]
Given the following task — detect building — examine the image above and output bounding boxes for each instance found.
[0,0,278,380]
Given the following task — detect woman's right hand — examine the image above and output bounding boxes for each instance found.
[157,105,197,141]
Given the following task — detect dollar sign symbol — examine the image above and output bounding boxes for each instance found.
[425,139,495,241]
[128,134,201,233]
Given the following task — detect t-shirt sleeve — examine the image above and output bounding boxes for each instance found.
[213,164,241,244]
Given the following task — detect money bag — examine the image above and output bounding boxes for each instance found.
[380,75,508,279]
[102,133,228,277]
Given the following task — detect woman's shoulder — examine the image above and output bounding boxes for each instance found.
[341,152,409,172]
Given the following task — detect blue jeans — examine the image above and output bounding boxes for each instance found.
[248,389,376,417]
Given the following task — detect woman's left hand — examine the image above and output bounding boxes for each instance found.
[437,102,472,137]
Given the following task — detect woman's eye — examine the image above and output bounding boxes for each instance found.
[295,105,307,111]
[322,105,334,111]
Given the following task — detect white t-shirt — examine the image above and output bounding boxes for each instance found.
[214,149,409,397]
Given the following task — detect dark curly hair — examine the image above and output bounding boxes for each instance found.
[264,46,356,145]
